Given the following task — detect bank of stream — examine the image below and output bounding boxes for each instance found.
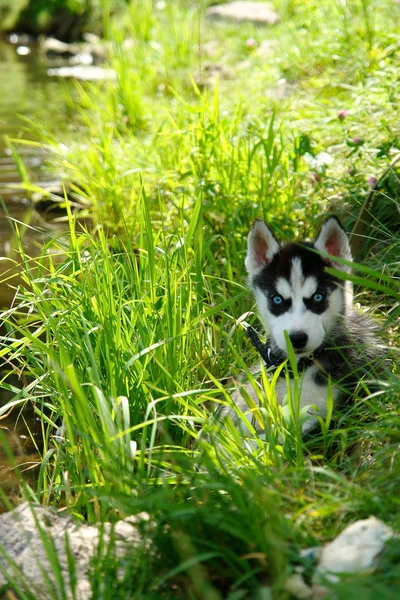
[0,36,73,507]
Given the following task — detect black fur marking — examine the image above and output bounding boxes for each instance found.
[254,242,337,289]
[253,242,341,312]
[268,296,292,316]
[303,293,329,315]
[313,369,328,386]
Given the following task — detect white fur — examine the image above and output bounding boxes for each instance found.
[276,278,292,298]
[275,366,340,433]
[226,364,340,436]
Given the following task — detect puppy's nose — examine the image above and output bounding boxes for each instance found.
[289,331,308,350]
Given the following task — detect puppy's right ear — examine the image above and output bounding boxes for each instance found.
[245,220,280,277]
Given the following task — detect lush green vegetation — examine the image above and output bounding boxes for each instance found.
[0,0,127,40]
[1,0,400,597]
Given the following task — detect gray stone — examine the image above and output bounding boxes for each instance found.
[0,502,147,599]
[207,2,280,25]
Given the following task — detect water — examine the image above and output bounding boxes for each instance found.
[0,36,72,504]
[0,36,71,133]
[0,36,72,303]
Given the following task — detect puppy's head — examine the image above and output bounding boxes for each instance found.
[245,217,352,357]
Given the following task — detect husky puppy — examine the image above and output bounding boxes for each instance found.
[220,217,383,436]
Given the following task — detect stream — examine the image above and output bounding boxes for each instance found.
[0,36,73,506]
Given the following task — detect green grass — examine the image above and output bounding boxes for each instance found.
[1,0,400,598]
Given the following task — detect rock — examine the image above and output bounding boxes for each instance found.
[85,45,107,63]
[9,33,34,45]
[207,2,280,25]
[82,32,101,45]
[315,516,394,582]
[47,65,116,81]
[285,518,395,599]
[40,36,108,65]
[40,37,81,58]
[16,46,31,56]
[0,502,148,599]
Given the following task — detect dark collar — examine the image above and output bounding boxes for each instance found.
[246,325,325,377]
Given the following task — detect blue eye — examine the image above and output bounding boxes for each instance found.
[272,295,283,305]
[313,293,324,303]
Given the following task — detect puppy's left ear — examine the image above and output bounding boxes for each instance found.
[314,216,352,272]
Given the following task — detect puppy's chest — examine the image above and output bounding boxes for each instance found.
[274,365,340,413]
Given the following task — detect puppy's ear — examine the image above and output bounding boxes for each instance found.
[314,217,352,272]
[245,220,280,277]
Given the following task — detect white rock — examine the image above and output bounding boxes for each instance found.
[316,516,394,582]
[41,37,76,54]
[0,502,147,599]
[17,46,31,56]
[82,32,101,44]
[47,66,116,81]
[207,2,280,25]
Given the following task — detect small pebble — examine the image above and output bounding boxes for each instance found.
[17,46,31,56]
